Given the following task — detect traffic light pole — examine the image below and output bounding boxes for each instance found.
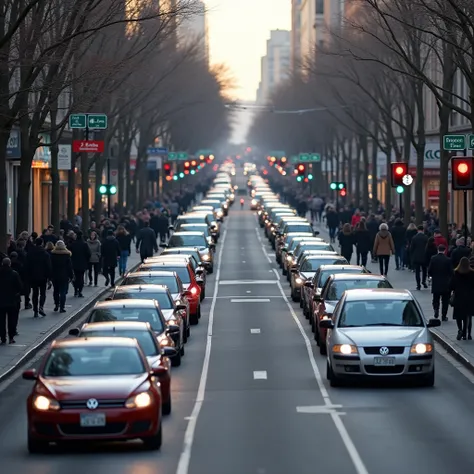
[107,154,111,218]
[464,190,468,246]
[399,192,403,218]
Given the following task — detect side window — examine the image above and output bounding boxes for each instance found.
[321,278,331,297]
[301,260,312,271]
[312,270,320,285]
[326,283,339,300]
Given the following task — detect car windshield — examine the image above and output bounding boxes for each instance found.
[202,202,221,210]
[301,258,346,272]
[88,308,165,332]
[295,244,333,257]
[326,280,392,300]
[168,234,207,248]
[43,346,146,376]
[79,330,158,356]
[137,266,190,284]
[123,276,180,291]
[177,217,206,226]
[285,234,311,246]
[112,291,173,309]
[338,300,424,327]
[288,239,306,251]
[181,226,210,237]
[164,250,201,263]
[284,224,313,234]
[317,269,363,288]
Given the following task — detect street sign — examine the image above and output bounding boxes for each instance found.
[290,155,299,163]
[443,134,466,150]
[58,145,72,170]
[196,149,213,156]
[72,140,104,153]
[168,152,188,160]
[69,114,87,129]
[402,174,413,185]
[468,134,474,150]
[147,147,168,155]
[87,114,108,129]
[298,153,321,162]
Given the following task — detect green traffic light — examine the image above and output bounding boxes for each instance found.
[173,175,178,181]
[307,174,313,180]
[190,170,195,175]
[109,185,117,195]
[99,185,107,194]
[330,183,336,190]
[396,185,404,194]
[296,176,302,182]
[338,183,344,189]
[179,172,184,178]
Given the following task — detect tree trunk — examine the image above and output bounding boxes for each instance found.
[49,104,60,232]
[80,152,90,232]
[67,163,76,222]
[371,135,378,212]
[347,139,353,195]
[94,157,105,221]
[355,141,361,205]
[16,151,33,235]
[385,147,392,213]
[360,135,369,212]
[0,135,10,251]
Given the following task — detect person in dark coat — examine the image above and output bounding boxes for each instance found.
[26,238,51,317]
[366,215,379,263]
[425,237,438,267]
[354,220,371,266]
[390,218,406,270]
[156,212,170,243]
[325,207,339,243]
[9,251,27,314]
[115,225,132,276]
[338,223,355,263]
[50,241,74,313]
[451,238,471,269]
[102,229,121,286]
[0,257,22,344]
[410,225,429,290]
[68,231,91,298]
[136,221,158,262]
[428,245,453,321]
[449,257,474,340]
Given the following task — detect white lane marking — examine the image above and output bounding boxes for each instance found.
[230,299,271,303]
[219,280,278,285]
[176,227,228,474]
[246,290,251,293]
[253,370,267,379]
[271,267,369,474]
[242,260,246,263]
[250,328,261,334]
[255,227,272,263]
[297,405,343,413]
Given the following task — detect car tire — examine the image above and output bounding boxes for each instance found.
[420,369,435,387]
[171,351,181,367]
[162,398,172,415]
[282,268,287,276]
[197,305,202,319]
[186,326,191,337]
[180,344,185,356]
[27,434,48,454]
[327,361,342,387]
[142,422,162,450]
[201,288,206,300]
[207,266,214,274]
[190,312,199,325]
[314,326,320,345]
[299,297,303,308]
[183,327,188,343]
[319,342,327,355]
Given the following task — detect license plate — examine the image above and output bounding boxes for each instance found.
[80,413,106,427]
[374,357,395,366]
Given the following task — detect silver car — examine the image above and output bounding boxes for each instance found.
[321,289,441,387]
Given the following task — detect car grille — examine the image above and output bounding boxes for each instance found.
[58,422,126,436]
[364,365,405,374]
[59,399,126,409]
[363,346,405,355]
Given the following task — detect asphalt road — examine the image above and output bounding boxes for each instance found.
[2,176,474,474]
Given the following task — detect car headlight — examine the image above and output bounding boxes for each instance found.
[270,227,275,231]
[223,204,228,209]
[251,199,257,205]
[158,333,173,347]
[202,254,210,261]
[410,343,433,354]
[333,344,358,355]
[230,194,234,199]
[125,391,153,409]
[286,255,293,262]
[33,395,60,411]
[295,277,304,285]
[265,219,269,224]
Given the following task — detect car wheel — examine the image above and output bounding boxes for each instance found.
[420,369,435,387]
[327,361,342,387]
[183,327,188,343]
[282,268,287,276]
[201,288,206,300]
[190,312,199,325]
[299,297,303,308]
[180,344,185,356]
[319,342,327,355]
[314,326,320,345]
[207,266,214,274]
[142,422,162,450]
[186,326,191,337]
[162,397,172,415]
[197,305,202,319]
[27,434,48,454]
[171,351,181,367]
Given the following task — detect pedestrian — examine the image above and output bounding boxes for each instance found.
[102,229,121,287]
[425,237,438,271]
[449,257,474,340]
[50,241,74,313]
[87,231,102,286]
[373,223,395,276]
[390,218,406,270]
[354,220,371,266]
[351,209,361,228]
[410,225,429,290]
[136,220,158,262]
[325,207,339,243]
[26,238,51,318]
[428,244,453,321]
[68,231,91,298]
[338,223,355,263]
[116,225,132,275]
[169,201,180,224]
[0,258,22,344]
[366,214,379,263]
[451,238,471,268]
[405,223,417,270]
[157,212,169,243]
[433,229,448,253]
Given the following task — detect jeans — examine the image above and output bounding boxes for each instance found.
[432,292,450,317]
[73,269,85,293]
[88,262,101,285]
[357,251,368,267]
[53,280,69,309]
[394,247,403,269]
[378,255,390,275]
[414,263,427,287]
[456,315,472,337]
[329,227,337,241]
[0,306,19,341]
[31,281,47,310]
[104,266,116,286]
[119,251,129,274]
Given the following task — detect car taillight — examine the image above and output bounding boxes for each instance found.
[189,285,199,296]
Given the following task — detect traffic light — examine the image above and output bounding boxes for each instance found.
[98,184,117,195]
[452,158,474,190]
[164,162,172,181]
[280,156,287,168]
[390,162,408,187]
[190,159,197,175]
[330,181,346,191]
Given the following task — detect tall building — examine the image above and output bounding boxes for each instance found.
[291,0,302,71]
[256,30,291,104]
[177,0,209,63]
[299,0,316,67]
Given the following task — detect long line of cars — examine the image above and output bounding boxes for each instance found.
[249,174,441,389]
[21,165,236,454]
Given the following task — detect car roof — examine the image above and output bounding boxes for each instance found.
[161,247,200,253]
[329,274,386,281]
[52,336,140,348]
[297,241,329,246]
[179,223,208,227]
[140,260,189,267]
[344,288,413,301]
[302,254,343,260]
[125,271,177,277]
[319,265,364,271]
[201,199,221,203]
[177,213,207,219]
[172,231,205,236]
[81,321,153,331]
[113,284,168,293]
[301,250,338,256]
[94,299,158,308]
[287,232,313,237]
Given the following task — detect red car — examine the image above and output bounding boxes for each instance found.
[23,337,163,453]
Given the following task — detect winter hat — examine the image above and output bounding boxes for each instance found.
[55,240,66,250]
[107,229,114,236]
[379,223,388,231]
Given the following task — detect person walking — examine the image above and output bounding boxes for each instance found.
[156,212,169,244]
[373,223,395,276]
[169,201,180,224]
[116,225,132,276]
[102,229,121,287]
[68,231,91,297]
[50,241,74,313]
[449,257,474,340]
[0,258,22,344]
[428,245,453,321]
[338,223,355,263]
[390,218,406,270]
[86,231,101,286]
[451,238,471,269]
[26,238,51,318]
[9,251,27,322]
[410,225,429,289]
[354,220,372,266]
[136,221,158,262]
[325,207,339,243]
[405,223,417,270]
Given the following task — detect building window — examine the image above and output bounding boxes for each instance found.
[316,0,324,14]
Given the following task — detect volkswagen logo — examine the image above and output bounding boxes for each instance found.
[379,346,389,355]
[86,398,99,410]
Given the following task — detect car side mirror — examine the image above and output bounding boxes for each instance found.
[196,269,204,275]
[291,268,298,273]
[184,290,192,297]
[281,247,287,251]
[159,243,167,248]
[162,347,177,358]
[68,328,80,336]
[427,318,441,328]
[287,251,293,256]
[22,369,38,380]
[167,324,180,335]
[319,319,334,329]
[105,296,112,301]
[210,244,216,250]
[313,295,322,302]
[314,231,320,236]
[176,304,187,311]
[217,218,223,222]
[211,225,217,229]
[168,225,174,230]
[304,281,313,288]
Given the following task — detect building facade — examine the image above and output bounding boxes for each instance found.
[177,0,209,63]
[291,0,302,71]
[299,0,316,68]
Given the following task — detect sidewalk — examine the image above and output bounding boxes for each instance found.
[0,253,141,381]
[313,222,474,372]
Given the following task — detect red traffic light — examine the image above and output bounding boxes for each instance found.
[340,189,347,197]
[298,164,305,171]
[452,158,474,190]
[164,163,171,170]
[395,166,405,175]
[184,161,190,168]
[457,162,469,174]
[390,162,408,187]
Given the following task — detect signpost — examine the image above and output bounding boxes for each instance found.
[72,140,105,153]
[168,152,188,160]
[298,153,321,162]
[87,114,108,129]
[69,114,87,129]
[468,134,474,150]
[147,147,168,155]
[443,134,466,151]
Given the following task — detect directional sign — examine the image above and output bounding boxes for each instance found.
[168,152,188,160]
[468,134,474,150]
[298,153,321,162]
[443,134,466,151]
[72,140,104,153]
[196,149,213,156]
[87,114,108,129]
[69,114,87,129]
[147,147,168,155]
[402,174,413,185]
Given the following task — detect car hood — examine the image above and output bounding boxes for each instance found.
[338,327,426,346]
[40,373,149,399]
[301,271,316,280]
[161,309,175,321]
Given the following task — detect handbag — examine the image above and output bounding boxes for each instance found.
[449,293,455,307]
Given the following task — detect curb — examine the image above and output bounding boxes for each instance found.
[431,329,474,374]
[0,265,140,383]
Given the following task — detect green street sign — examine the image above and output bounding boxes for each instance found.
[69,114,87,129]
[196,149,213,156]
[290,155,299,163]
[298,153,321,162]
[87,114,108,129]
[168,152,188,160]
[443,134,465,150]
[468,135,474,150]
